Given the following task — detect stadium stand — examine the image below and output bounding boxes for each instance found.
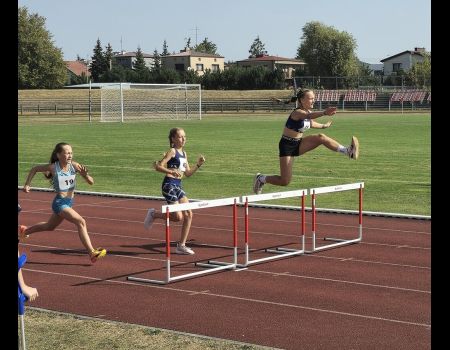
[315,90,341,102]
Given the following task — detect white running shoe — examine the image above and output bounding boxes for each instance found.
[175,243,195,255]
[144,208,155,230]
[253,173,264,194]
[348,136,359,160]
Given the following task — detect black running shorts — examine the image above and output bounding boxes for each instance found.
[279,135,302,157]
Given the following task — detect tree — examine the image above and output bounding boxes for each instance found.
[297,21,359,77]
[18,6,67,88]
[195,38,218,54]
[89,39,108,82]
[248,35,267,58]
[405,53,431,88]
[133,47,150,82]
[185,37,192,50]
[104,43,114,71]
[161,40,169,56]
[152,49,161,70]
[133,47,147,71]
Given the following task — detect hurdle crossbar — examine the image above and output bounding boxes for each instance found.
[238,189,307,267]
[307,182,364,253]
[127,196,239,285]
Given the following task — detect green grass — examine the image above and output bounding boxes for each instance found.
[21,308,270,350]
[18,113,430,215]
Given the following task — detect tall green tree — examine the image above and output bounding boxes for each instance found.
[133,47,150,82]
[104,43,114,71]
[161,40,169,56]
[133,47,147,71]
[18,6,67,88]
[248,35,267,58]
[89,38,108,82]
[297,21,359,77]
[194,38,218,54]
[152,49,161,70]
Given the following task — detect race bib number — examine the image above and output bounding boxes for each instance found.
[179,156,187,172]
[302,119,311,131]
[58,174,76,191]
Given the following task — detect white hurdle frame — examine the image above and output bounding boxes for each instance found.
[127,196,239,284]
[307,182,364,253]
[238,189,307,267]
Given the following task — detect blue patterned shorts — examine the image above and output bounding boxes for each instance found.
[52,195,74,214]
[162,183,186,204]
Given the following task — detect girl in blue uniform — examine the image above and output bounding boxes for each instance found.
[254,89,359,194]
[20,142,106,263]
[144,128,205,255]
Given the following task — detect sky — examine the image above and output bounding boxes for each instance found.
[18,0,431,64]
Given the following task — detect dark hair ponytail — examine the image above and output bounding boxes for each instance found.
[45,142,70,186]
[168,128,182,148]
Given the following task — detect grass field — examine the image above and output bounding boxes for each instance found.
[18,111,430,349]
[20,308,270,350]
[18,112,430,216]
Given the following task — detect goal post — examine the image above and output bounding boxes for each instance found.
[100,83,202,122]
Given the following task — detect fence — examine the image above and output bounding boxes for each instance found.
[18,89,431,117]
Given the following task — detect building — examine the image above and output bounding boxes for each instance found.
[114,51,155,70]
[380,47,429,75]
[161,49,224,76]
[235,54,306,80]
[368,64,383,76]
[65,60,90,83]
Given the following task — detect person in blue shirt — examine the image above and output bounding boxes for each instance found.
[20,142,106,263]
[254,89,359,194]
[18,204,38,302]
[144,128,205,255]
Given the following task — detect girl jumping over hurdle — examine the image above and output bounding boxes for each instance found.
[20,142,107,263]
[253,88,360,194]
[144,127,206,255]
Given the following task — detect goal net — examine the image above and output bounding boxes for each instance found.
[100,83,202,122]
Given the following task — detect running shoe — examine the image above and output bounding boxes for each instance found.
[144,208,155,230]
[348,136,359,160]
[253,173,264,194]
[90,247,107,263]
[175,243,195,255]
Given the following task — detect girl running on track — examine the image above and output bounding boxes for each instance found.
[253,88,360,194]
[143,127,206,255]
[20,142,106,263]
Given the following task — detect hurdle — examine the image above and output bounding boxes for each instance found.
[127,196,239,284]
[307,182,364,253]
[238,189,307,267]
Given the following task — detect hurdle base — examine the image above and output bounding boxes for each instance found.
[237,248,304,268]
[127,276,168,285]
[305,237,361,254]
[195,261,234,268]
[128,262,236,285]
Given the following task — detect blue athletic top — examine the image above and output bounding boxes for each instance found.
[285,109,311,132]
[167,149,187,172]
[53,161,76,192]
[163,149,186,186]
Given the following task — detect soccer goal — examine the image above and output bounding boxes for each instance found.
[100,83,202,122]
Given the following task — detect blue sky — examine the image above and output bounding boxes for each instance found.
[18,0,430,64]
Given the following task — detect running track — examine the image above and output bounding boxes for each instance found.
[18,190,431,350]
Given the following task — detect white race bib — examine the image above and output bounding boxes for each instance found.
[58,173,76,191]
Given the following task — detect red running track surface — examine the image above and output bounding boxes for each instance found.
[18,190,430,350]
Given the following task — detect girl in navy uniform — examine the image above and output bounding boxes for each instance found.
[254,89,359,194]
[144,127,205,255]
[20,142,106,263]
